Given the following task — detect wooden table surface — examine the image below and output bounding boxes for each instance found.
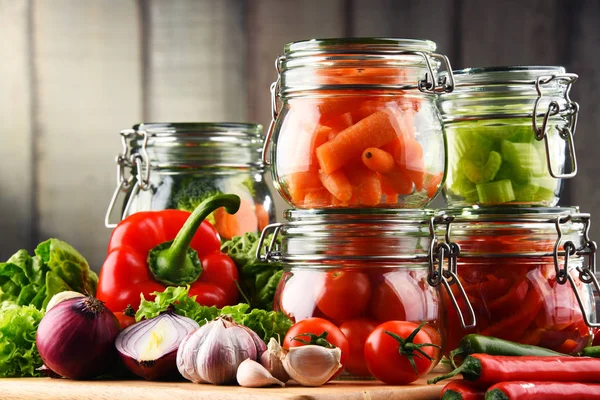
[0,369,448,400]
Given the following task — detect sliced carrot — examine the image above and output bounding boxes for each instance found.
[346,163,382,206]
[384,192,398,204]
[323,112,353,140]
[286,171,322,204]
[319,169,352,202]
[392,136,426,190]
[425,172,444,199]
[311,125,333,166]
[316,97,363,122]
[316,110,402,175]
[380,164,414,195]
[362,147,395,174]
[302,189,331,208]
[214,198,258,240]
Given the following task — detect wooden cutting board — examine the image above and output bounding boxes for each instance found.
[0,368,449,400]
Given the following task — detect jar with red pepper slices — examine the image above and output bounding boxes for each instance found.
[258,209,475,378]
[263,38,454,208]
[437,207,599,355]
[105,123,275,240]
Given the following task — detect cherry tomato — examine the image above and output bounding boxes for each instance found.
[113,305,136,330]
[278,271,322,321]
[284,317,350,368]
[339,319,378,376]
[315,270,371,322]
[365,321,437,385]
[369,271,425,322]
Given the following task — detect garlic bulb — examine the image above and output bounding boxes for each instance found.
[177,316,267,385]
[236,359,284,387]
[280,345,342,386]
[260,338,289,383]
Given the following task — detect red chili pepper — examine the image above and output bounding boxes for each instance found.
[486,381,600,399]
[440,380,486,400]
[429,354,600,387]
[96,194,240,312]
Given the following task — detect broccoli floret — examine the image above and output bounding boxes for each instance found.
[171,176,223,213]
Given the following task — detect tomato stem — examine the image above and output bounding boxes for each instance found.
[123,304,135,317]
[291,331,335,349]
[384,321,441,375]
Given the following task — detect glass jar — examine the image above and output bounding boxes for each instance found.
[258,209,474,378]
[438,207,598,355]
[105,123,276,240]
[438,66,579,207]
[263,38,454,209]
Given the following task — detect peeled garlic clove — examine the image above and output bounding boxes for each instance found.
[236,358,284,388]
[281,345,342,387]
[260,338,289,383]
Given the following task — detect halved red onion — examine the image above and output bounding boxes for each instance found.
[115,310,199,380]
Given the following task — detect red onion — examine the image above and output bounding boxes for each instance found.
[115,310,199,380]
[36,296,120,379]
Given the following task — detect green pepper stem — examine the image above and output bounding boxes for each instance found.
[485,389,509,400]
[148,194,240,286]
[427,355,480,385]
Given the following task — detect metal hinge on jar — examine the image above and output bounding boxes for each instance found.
[104,128,150,228]
[554,213,600,327]
[532,73,579,179]
[428,215,477,330]
[256,223,283,262]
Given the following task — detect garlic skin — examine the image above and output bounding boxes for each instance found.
[236,359,284,388]
[280,345,342,387]
[177,317,267,385]
[260,338,289,383]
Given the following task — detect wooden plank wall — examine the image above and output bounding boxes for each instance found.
[0,0,599,270]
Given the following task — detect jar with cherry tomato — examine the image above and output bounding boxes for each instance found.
[437,207,599,355]
[262,38,454,208]
[259,209,474,379]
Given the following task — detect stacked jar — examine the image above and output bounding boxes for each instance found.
[437,66,599,355]
[259,38,469,379]
[105,123,276,239]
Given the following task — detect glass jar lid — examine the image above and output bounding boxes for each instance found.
[277,37,453,96]
[258,208,442,263]
[127,123,264,170]
[438,206,594,258]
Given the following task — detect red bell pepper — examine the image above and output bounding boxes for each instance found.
[97,194,241,312]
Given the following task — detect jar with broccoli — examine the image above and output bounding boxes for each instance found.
[105,123,275,240]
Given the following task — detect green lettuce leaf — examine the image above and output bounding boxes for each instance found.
[0,301,44,377]
[220,232,284,310]
[0,239,98,311]
[136,286,291,342]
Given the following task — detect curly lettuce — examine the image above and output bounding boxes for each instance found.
[220,232,283,310]
[0,239,97,310]
[136,286,291,343]
[0,301,44,377]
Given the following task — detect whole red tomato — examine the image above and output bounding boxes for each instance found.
[284,317,350,368]
[315,270,371,322]
[339,319,378,376]
[365,321,438,384]
[113,305,136,330]
[369,271,425,322]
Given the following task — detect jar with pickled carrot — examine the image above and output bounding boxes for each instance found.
[258,209,474,378]
[438,207,599,354]
[105,123,275,239]
[263,38,454,208]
